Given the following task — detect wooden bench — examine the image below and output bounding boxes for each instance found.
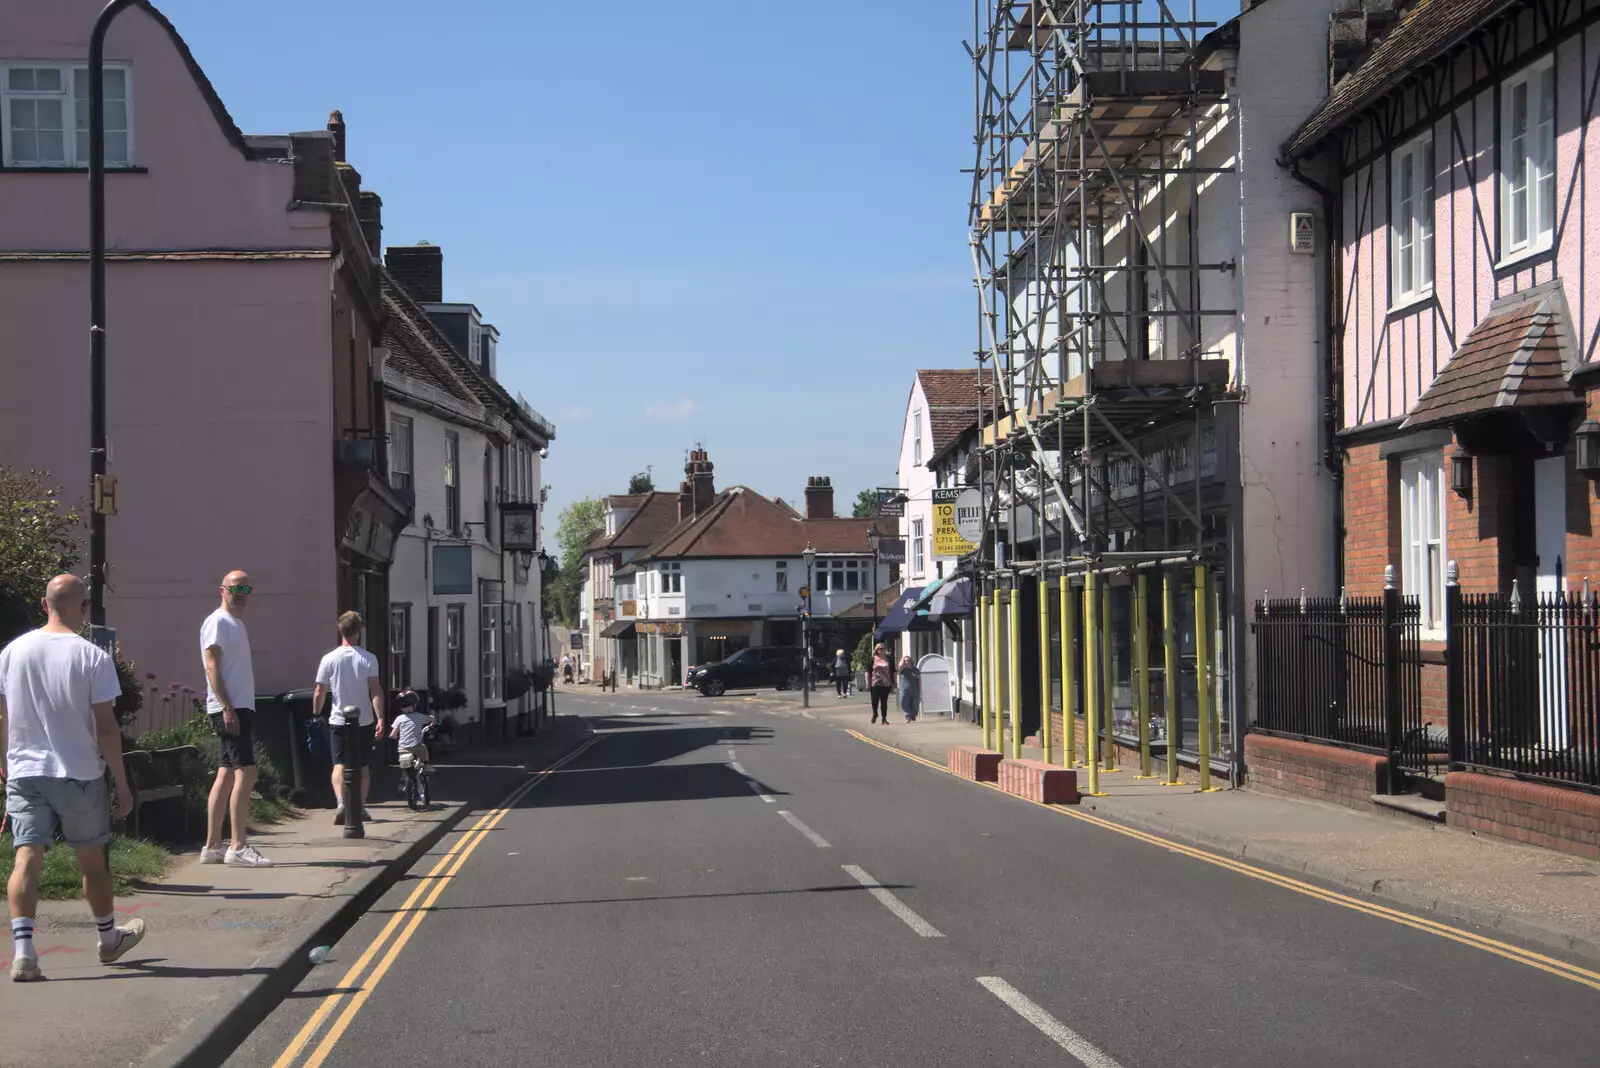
[122,745,201,840]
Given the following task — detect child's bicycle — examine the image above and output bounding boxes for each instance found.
[400,747,431,810]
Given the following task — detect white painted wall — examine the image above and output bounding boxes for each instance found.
[895,377,939,587]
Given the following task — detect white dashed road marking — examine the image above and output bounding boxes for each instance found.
[976,977,1125,1068]
[842,865,943,938]
[777,810,831,848]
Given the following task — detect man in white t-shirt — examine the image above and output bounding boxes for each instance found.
[199,570,271,867]
[313,611,385,825]
[1,575,146,981]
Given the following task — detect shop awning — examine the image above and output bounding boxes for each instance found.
[874,586,924,639]
[599,620,636,639]
[925,577,974,621]
[910,577,946,610]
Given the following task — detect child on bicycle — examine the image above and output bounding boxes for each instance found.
[389,690,435,781]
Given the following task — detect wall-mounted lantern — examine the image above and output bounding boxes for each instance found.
[1575,420,1600,474]
[1450,447,1474,499]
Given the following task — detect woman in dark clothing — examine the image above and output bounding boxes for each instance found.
[831,649,851,697]
[869,642,895,724]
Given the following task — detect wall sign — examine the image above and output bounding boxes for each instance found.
[934,487,979,556]
[953,487,984,543]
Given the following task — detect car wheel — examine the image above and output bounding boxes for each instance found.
[704,679,726,697]
[783,673,803,691]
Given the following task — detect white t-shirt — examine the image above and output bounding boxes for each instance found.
[0,629,122,781]
[200,608,255,714]
[316,644,380,726]
[393,710,430,750]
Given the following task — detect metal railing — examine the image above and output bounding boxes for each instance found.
[1449,579,1600,793]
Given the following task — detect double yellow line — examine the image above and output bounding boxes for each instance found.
[846,729,1600,992]
[272,735,604,1068]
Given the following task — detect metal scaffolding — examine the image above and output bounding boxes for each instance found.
[967,1,1239,782]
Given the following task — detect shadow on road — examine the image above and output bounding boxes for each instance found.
[370,881,912,915]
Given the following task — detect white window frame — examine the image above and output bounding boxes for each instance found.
[775,560,787,593]
[481,581,503,704]
[1,61,133,168]
[388,604,411,691]
[1390,132,1434,307]
[1399,452,1448,637]
[913,410,924,466]
[666,562,683,593]
[911,518,925,577]
[389,415,413,493]
[1500,55,1556,262]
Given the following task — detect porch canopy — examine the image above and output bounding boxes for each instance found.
[1402,283,1582,431]
[921,576,974,621]
[599,620,636,639]
[874,586,924,640]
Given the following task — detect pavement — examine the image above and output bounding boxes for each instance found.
[217,686,1600,1068]
[0,714,593,1068]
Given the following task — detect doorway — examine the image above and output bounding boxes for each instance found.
[1535,454,1568,748]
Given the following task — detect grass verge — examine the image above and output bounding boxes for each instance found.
[0,833,171,899]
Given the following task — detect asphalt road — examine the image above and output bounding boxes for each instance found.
[227,687,1600,1068]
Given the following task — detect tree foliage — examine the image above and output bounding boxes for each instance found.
[852,488,879,519]
[0,468,83,643]
[627,471,654,494]
[552,497,606,627]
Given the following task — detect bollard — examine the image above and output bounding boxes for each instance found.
[1006,581,1022,760]
[1162,568,1183,786]
[1083,572,1102,796]
[1194,564,1219,793]
[1100,576,1117,771]
[341,713,365,839]
[1134,570,1154,778]
[1038,574,1053,764]
[1060,576,1077,767]
[980,588,995,750]
[992,588,1007,753]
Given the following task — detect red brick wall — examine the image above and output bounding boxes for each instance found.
[1565,393,1600,585]
[1341,443,1393,595]
[1244,734,1387,811]
[1446,770,1600,860]
[998,758,1079,804]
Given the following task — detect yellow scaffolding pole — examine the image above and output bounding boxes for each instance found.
[1038,574,1053,763]
[1134,571,1154,778]
[1083,572,1102,795]
[1007,580,1022,760]
[1100,576,1117,771]
[1163,568,1182,786]
[984,589,999,751]
[1059,578,1077,767]
[1195,563,1219,792]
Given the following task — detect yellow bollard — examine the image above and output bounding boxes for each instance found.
[1007,580,1023,760]
[1059,577,1077,767]
[1209,570,1223,757]
[1195,563,1219,792]
[1100,576,1117,771]
[1083,572,1103,795]
[1039,573,1054,763]
[985,589,1000,752]
[1162,568,1183,786]
[1134,570,1154,778]
[977,589,991,750]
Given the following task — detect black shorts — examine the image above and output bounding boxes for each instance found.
[330,723,375,768]
[208,708,257,769]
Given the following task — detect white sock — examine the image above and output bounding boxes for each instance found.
[94,914,119,948]
[11,917,36,960]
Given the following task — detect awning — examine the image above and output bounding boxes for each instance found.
[598,620,636,639]
[925,577,974,621]
[910,576,947,611]
[874,587,924,639]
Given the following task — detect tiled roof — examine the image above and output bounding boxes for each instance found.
[1284,0,1517,158]
[634,488,882,562]
[382,273,488,407]
[915,369,993,466]
[606,492,682,551]
[1402,283,1581,430]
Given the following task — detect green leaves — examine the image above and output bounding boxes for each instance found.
[552,497,606,627]
[0,468,84,644]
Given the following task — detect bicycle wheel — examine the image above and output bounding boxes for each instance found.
[417,769,430,809]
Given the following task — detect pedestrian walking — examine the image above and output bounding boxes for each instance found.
[1,575,147,981]
[831,648,850,697]
[868,642,895,724]
[897,653,921,723]
[313,612,385,825]
[200,570,271,867]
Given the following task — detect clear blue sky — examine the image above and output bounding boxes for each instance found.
[158,0,1235,550]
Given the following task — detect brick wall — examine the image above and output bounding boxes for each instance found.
[1564,392,1600,584]
[998,758,1079,804]
[1341,443,1393,595]
[948,745,1000,782]
[1446,771,1600,860]
[1244,733,1387,810]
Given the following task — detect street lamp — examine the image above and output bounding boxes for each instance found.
[866,525,884,653]
[801,543,817,708]
[536,550,554,726]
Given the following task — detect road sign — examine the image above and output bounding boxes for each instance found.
[93,474,118,516]
[932,488,977,556]
[798,585,810,599]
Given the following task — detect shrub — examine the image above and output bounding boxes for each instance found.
[131,710,293,838]
[852,632,874,672]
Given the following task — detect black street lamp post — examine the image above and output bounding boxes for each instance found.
[866,525,883,653]
[801,544,816,709]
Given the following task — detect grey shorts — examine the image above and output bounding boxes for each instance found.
[5,775,111,849]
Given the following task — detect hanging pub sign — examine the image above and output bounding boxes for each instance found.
[875,537,906,564]
[500,502,539,551]
[874,488,906,518]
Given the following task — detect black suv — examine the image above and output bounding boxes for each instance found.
[691,646,807,697]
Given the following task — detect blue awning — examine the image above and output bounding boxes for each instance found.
[874,586,924,639]
[910,576,946,610]
[924,577,974,620]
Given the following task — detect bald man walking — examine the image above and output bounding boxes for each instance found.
[199,570,271,867]
[0,575,146,981]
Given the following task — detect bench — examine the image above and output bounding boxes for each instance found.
[122,745,201,840]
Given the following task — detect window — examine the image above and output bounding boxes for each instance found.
[481,581,503,704]
[913,410,924,466]
[388,605,411,690]
[389,416,413,493]
[816,558,865,592]
[663,563,682,593]
[911,518,925,576]
[2,64,131,168]
[1501,57,1556,259]
[775,561,788,593]
[1400,453,1447,634]
[445,604,465,690]
[483,445,494,545]
[427,606,440,689]
[1390,133,1434,304]
[444,431,460,533]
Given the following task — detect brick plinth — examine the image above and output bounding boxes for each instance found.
[949,745,1001,782]
[1446,771,1600,860]
[998,758,1079,804]
[1244,733,1388,811]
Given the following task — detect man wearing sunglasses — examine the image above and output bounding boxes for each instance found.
[198,571,271,867]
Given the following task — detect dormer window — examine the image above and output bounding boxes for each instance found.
[2,63,133,168]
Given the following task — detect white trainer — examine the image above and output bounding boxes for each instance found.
[199,846,225,864]
[224,844,273,868]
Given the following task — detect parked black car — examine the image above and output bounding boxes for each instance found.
[692,646,807,697]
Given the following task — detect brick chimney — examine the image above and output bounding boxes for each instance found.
[327,109,347,161]
[356,191,383,259]
[678,480,695,522]
[804,476,835,520]
[386,243,442,304]
[685,448,715,517]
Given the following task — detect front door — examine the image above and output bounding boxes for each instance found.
[1535,455,1568,748]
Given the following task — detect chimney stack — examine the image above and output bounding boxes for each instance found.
[685,448,715,517]
[678,480,694,522]
[804,476,835,520]
[385,242,442,304]
[356,191,383,259]
[327,109,346,162]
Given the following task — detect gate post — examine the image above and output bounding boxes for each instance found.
[1382,564,1403,795]
[1444,561,1464,769]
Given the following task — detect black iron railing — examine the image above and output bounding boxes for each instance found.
[1449,584,1600,792]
